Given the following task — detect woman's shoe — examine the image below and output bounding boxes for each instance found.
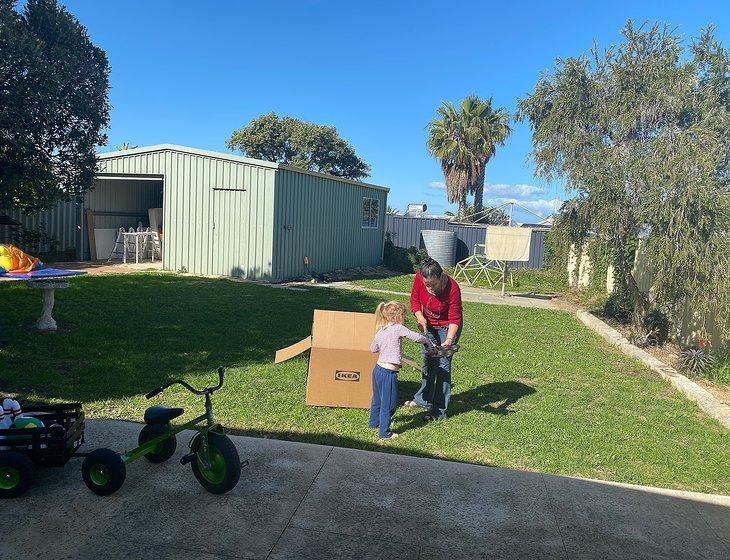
[404,400,428,408]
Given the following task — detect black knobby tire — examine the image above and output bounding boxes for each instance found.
[82,448,126,496]
[138,423,177,463]
[0,451,35,499]
[190,432,241,494]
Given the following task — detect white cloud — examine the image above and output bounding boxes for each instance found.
[428,181,446,190]
[485,183,546,198]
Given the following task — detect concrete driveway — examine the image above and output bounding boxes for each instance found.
[4,420,728,559]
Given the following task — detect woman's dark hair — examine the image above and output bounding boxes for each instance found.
[420,257,443,279]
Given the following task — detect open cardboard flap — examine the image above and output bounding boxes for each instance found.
[274,310,424,408]
[275,336,312,363]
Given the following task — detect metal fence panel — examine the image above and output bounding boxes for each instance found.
[385,215,547,269]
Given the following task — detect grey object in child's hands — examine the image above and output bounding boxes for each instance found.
[425,344,460,358]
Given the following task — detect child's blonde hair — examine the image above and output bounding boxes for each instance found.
[374,301,407,330]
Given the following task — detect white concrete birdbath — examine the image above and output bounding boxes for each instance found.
[26,279,70,331]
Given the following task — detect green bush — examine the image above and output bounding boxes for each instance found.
[643,309,670,346]
[407,246,429,270]
[383,234,410,272]
[707,351,730,385]
[603,289,634,324]
[383,234,428,273]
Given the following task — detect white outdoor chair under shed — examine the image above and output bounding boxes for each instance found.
[5,145,389,281]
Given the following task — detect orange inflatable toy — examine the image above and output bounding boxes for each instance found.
[0,244,41,273]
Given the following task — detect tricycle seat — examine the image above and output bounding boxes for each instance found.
[144,406,184,425]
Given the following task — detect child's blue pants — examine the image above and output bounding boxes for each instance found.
[368,364,398,438]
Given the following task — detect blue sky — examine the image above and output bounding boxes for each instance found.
[58,0,729,223]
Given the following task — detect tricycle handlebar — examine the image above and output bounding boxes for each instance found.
[145,386,164,399]
[145,366,226,399]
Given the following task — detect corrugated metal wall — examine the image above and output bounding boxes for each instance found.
[385,215,547,269]
[272,169,388,280]
[98,148,276,278]
[3,202,82,256]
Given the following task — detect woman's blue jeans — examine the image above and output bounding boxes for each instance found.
[412,324,462,419]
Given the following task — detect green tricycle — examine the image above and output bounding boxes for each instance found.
[82,366,246,496]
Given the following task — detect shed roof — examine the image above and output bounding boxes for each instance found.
[96,144,389,192]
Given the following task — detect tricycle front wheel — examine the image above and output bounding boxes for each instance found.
[0,451,35,499]
[190,432,241,494]
[82,448,126,496]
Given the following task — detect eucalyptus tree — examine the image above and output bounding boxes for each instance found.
[427,96,511,217]
[517,22,729,338]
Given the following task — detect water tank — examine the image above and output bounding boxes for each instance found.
[406,203,427,217]
[421,230,456,267]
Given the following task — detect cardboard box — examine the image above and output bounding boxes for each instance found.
[275,309,378,408]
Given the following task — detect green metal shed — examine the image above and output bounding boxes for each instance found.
[4,145,388,281]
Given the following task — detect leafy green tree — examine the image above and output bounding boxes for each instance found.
[227,113,370,180]
[517,22,730,338]
[0,0,110,213]
[427,96,511,216]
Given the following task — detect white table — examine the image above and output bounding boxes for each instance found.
[122,231,157,264]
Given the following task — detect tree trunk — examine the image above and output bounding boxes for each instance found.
[458,197,468,219]
[614,239,649,332]
[473,165,485,215]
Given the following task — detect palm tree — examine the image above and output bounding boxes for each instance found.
[427,96,511,216]
[117,141,138,151]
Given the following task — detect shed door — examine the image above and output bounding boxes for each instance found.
[212,189,249,277]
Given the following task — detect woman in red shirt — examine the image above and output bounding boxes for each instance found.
[407,257,463,421]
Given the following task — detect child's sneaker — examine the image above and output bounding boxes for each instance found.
[378,432,399,440]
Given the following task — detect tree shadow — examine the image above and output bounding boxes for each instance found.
[0,273,386,403]
[395,379,536,433]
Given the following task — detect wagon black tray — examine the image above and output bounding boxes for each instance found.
[0,402,84,467]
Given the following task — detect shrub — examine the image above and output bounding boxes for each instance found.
[603,290,634,324]
[406,246,429,270]
[643,309,670,346]
[383,234,430,273]
[11,223,59,254]
[678,347,715,377]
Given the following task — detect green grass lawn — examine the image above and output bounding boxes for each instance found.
[1,273,727,493]
[352,268,567,295]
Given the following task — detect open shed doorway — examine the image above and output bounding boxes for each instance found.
[83,174,164,263]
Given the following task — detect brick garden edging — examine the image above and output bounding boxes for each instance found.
[576,310,730,429]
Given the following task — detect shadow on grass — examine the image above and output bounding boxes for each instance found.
[0,274,386,403]
[395,379,536,433]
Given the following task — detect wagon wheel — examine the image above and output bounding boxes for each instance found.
[0,452,35,499]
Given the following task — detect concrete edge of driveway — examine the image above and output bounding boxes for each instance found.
[576,310,730,429]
